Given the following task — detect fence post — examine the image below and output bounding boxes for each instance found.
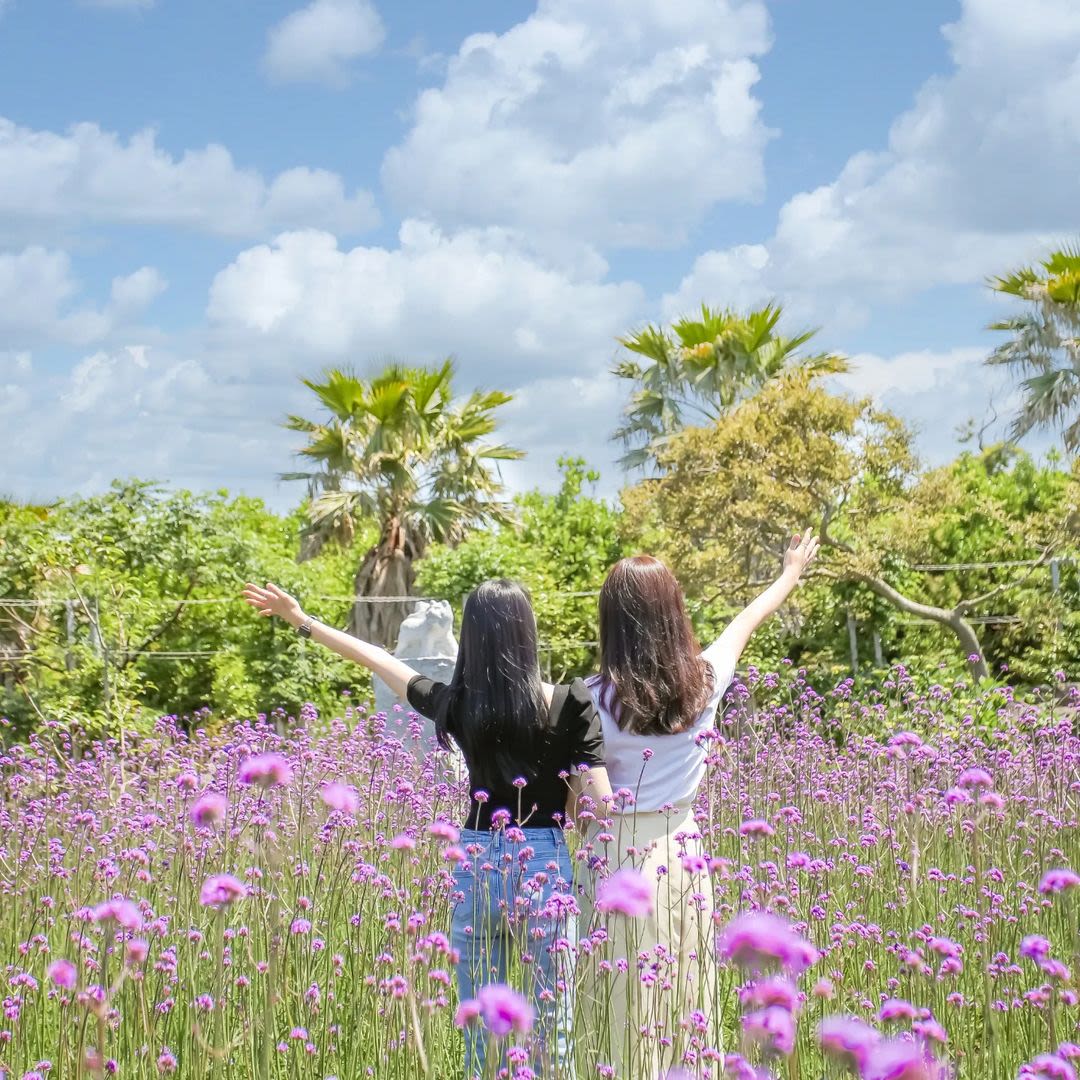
[94,597,112,728]
[872,630,884,669]
[846,610,858,675]
[65,600,76,672]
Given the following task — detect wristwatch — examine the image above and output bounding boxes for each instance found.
[297,615,316,639]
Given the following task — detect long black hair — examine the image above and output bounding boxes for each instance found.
[435,579,547,790]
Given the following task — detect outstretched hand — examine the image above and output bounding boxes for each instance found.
[782,529,820,579]
[242,582,304,625]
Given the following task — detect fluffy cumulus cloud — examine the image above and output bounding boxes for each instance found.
[0,247,165,347]
[9,220,647,502]
[3,345,303,501]
[0,118,379,241]
[498,369,626,493]
[0,248,83,342]
[264,0,385,86]
[382,0,772,248]
[665,0,1080,324]
[0,352,32,425]
[835,347,1024,463]
[207,221,644,381]
[147,220,648,498]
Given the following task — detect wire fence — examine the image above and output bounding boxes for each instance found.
[0,555,1075,700]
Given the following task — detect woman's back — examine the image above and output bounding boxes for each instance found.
[586,645,734,812]
[407,675,603,828]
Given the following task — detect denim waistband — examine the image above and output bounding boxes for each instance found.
[460,826,566,845]
[460,829,565,838]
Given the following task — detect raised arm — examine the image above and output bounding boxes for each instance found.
[702,530,819,674]
[242,582,419,699]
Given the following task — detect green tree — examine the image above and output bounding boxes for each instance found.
[613,303,848,469]
[876,447,1080,683]
[284,361,522,646]
[623,377,1079,681]
[0,482,363,736]
[416,458,626,679]
[988,244,1080,451]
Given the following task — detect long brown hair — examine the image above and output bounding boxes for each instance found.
[597,555,713,736]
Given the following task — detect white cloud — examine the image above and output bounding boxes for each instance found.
[0,117,379,240]
[110,267,167,315]
[665,0,1080,326]
[382,0,772,249]
[0,247,99,345]
[7,219,650,504]
[264,0,385,87]
[62,348,148,413]
[499,369,625,494]
[0,352,33,423]
[0,247,164,347]
[0,351,32,375]
[835,347,1024,464]
[839,348,985,401]
[0,384,30,423]
[207,221,644,381]
[9,347,242,500]
[202,220,651,498]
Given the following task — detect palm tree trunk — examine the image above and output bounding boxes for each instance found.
[348,518,422,648]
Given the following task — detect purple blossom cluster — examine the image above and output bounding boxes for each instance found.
[0,666,1077,1077]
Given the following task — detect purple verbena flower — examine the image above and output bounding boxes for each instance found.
[595,869,654,918]
[238,752,292,789]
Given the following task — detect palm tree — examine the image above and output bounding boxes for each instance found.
[613,303,848,470]
[284,361,523,646]
[988,245,1080,453]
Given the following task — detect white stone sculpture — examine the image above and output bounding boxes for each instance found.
[393,600,458,660]
[374,600,462,775]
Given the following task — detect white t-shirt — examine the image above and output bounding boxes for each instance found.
[585,645,735,814]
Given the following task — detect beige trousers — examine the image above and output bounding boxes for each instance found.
[580,809,721,1078]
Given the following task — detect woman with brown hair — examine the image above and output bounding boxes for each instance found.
[580,531,818,1076]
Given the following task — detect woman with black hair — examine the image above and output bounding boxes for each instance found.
[582,531,818,1075]
[243,578,611,1077]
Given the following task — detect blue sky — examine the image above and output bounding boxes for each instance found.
[1,0,1075,507]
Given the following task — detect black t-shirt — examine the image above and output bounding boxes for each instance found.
[406,675,604,830]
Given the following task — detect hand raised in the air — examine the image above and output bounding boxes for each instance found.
[241,582,304,625]
[782,529,820,579]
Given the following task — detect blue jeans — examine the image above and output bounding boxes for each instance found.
[452,827,576,1077]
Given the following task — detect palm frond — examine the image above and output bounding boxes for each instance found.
[285,361,520,553]
[410,359,455,414]
[990,267,1040,299]
[283,414,320,434]
[300,370,367,419]
[613,301,829,469]
[308,489,366,528]
[988,243,1080,448]
[475,443,526,461]
[618,324,674,364]
[361,379,411,425]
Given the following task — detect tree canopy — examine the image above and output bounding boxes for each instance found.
[0,482,364,737]
[989,244,1080,452]
[622,376,1079,680]
[284,361,522,645]
[613,303,848,470]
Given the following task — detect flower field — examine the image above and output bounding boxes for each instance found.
[2,666,1080,1079]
